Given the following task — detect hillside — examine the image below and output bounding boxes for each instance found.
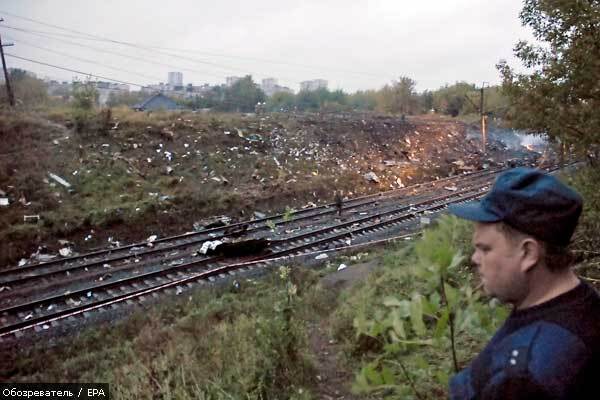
[0,109,538,266]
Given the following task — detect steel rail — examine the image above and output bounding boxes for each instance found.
[1,167,501,275]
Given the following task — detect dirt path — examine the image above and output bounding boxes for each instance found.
[308,261,379,399]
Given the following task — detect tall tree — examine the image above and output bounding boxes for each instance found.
[222,75,265,112]
[376,76,419,115]
[0,68,48,106]
[497,0,600,151]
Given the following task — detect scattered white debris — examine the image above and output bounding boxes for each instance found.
[444,186,458,192]
[23,215,40,223]
[147,234,158,243]
[48,172,71,188]
[364,172,380,183]
[59,247,72,257]
[337,263,348,271]
[420,217,431,226]
[37,254,56,262]
[24,313,33,321]
[315,253,329,260]
[199,240,223,255]
[0,198,8,206]
[42,324,50,330]
[67,299,81,306]
[87,291,92,298]
[103,263,111,268]
[0,286,11,292]
[18,259,27,267]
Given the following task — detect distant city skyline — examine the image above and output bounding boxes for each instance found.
[0,0,535,93]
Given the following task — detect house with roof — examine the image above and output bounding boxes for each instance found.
[133,93,182,111]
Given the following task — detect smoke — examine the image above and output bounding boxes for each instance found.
[466,126,547,151]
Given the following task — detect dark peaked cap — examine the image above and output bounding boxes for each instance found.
[448,167,583,246]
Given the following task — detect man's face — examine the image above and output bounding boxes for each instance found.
[471,223,528,304]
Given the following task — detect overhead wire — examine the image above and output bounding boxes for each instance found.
[0,10,393,84]
[0,23,303,86]
[3,34,165,83]
[1,26,233,81]
[3,54,286,112]
[4,53,147,87]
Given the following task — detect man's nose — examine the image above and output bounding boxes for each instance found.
[471,251,480,268]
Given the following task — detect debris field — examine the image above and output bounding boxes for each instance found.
[0,109,542,267]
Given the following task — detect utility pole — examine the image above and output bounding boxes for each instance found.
[0,19,15,107]
[480,82,488,153]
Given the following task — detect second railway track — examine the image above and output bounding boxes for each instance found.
[3,165,562,339]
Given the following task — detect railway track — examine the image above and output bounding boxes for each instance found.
[0,167,501,285]
[0,167,508,338]
[0,168,501,308]
[6,164,559,339]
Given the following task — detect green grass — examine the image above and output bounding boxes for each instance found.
[2,267,329,399]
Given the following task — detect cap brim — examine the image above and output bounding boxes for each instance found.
[447,201,501,222]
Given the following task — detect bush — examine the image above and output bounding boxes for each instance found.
[335,216,507,398]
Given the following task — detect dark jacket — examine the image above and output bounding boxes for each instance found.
[450,281,600,399]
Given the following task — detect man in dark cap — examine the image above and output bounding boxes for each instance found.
[447,167,599,399]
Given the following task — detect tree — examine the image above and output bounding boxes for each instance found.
[375,76,420,115]
[497,0,600,151]
[72,80,98,110]
[221,75,265,112]
[420,90,434,112]
[266,91,296,112]
[71,80,98,133]
[106,90,146,107]
[349,90,378,110]
[0,68,48,107]
[431,82,477,116]
[296,88,322,111]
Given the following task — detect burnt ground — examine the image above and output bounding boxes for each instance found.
[0,109,542,268]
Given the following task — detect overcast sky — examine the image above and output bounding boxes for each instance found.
[0,0,534,92]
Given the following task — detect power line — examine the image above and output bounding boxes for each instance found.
[2,27,232,81]
[0,10,393,83]
[0,23,292,83]
[3,25,305,88]
[3,53,286,110]
[4,53,147,87]
[3,34,165,83]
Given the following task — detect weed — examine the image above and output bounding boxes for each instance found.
[3,270,320,398]
[334,216,507,398]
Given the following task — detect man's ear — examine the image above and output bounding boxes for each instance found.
[520,238,542,273]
